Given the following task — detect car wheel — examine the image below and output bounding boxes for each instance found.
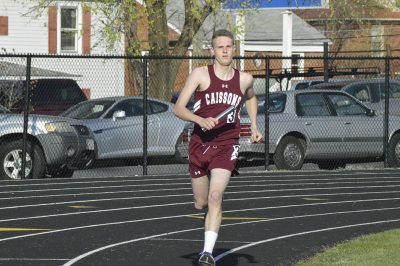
[387,133,400,167]
[174,134,189,164]
[273,136,305,170]
[0,140,45,180]
[317,162,346,170]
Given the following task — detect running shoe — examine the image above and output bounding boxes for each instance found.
[198,251,215,266]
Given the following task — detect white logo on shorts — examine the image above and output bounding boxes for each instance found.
[194,171,201,175]
[231,145,240,160]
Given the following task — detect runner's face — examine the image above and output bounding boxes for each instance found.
[212,36,235,66]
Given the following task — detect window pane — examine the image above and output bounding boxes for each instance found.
[61,8,76,29]
[61,31,76,51]
[327,94,366,116]
[297,94,330,117]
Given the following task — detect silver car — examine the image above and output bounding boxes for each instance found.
[0,104,96,180]
[240,89,400,170]
[61,96,187,162]
[309,79,400,115]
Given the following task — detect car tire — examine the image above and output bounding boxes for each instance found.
[174,134,189,164]
[0,140,45,180]
[273,136,305,170]
[387,133,400,167]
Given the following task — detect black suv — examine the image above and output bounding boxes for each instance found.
[0,79,87,115]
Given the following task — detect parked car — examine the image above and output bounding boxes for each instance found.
[60,96,187,162]
[171,91,194,110]
[289,78,353,91]
[290,79,325,90]
[0,104,96,180]
[177,90,400,170]
[309,79,400,115]
[0,79,87,115]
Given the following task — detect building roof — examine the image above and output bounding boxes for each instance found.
[166,1,330,48]
[0,61,82,78]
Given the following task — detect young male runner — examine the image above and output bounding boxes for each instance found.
[174,29,262,266]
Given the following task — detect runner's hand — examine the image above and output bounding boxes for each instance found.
[199,117,218,131]
[251,128,263,143]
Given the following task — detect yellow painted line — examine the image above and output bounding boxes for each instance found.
[302,197,329,201]
[187,215,269,221]
[0,228,51,232]
[68,205,97,209]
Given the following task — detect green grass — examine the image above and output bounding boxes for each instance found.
[297,229,400,266]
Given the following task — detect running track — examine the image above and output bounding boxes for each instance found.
[1,169,400,265]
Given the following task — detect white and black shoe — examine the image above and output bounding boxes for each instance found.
[198,251,215,266]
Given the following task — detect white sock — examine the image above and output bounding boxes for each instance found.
[202,231,218,254]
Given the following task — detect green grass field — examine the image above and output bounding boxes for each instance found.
[297,229,400,266]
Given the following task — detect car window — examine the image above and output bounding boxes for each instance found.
[294,82,311,91]
[296,94,330,117]
[107,100,141,117]
[30,80,86,103]
[390,83,400,99]
[345,84,371,102]
[326,93,366,116]
[149,101,168,114]
[61,100,115,119]
[240,94,285,115]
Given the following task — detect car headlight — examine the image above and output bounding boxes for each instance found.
[45,122,74,133]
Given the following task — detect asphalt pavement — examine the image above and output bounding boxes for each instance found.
[0,168,399,265]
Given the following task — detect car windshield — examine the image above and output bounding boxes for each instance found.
[61,100,116,119]
[240,93,286,115]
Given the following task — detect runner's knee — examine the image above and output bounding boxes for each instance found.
[208,191,223,207]
[194,197,207,210]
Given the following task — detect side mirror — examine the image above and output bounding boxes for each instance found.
[113,110,126,121]
[366,109,375,117]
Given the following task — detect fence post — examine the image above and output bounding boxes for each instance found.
[264,57,270,170]
[384,57,390,168]
[21,55,32,180]
[323,42,329,82]
[143,56,148,175]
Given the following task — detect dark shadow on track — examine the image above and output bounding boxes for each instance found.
[182,248,258,266]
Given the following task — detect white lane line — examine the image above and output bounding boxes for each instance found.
[4,180,400,201]
[215,218,400,262]
[149,238,251,244]
[0,258,69,261]
[1,196,400,224]
[2,188,400,211]
[0,203,398,249]
[0,178,190,188]
[62,210,400,266]
[0,182,191,195]
[0,171,397,189]
[0,187,193,200]
[3,178,400,198]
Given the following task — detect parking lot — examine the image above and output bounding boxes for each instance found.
[1,168,400,265]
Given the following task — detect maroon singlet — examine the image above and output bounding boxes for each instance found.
[190,65,243,145]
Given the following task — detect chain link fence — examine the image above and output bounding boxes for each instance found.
[1,53,400,179]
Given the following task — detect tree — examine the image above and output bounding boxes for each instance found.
[298,0,395,56]
[30,0,255,101]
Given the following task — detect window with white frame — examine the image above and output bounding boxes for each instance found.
[371,25,384,56]
[60,7,78,52]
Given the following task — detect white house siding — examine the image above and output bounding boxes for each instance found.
[0,0,125,98]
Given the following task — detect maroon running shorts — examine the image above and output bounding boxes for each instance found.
[188,141,240,178]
